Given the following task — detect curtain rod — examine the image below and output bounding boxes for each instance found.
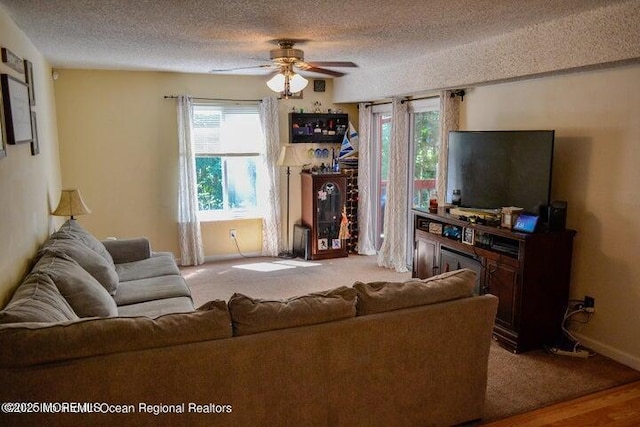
[400,94,440,104]
[163,95,262,102]
[363,94,439,109]
[362,90,465,108]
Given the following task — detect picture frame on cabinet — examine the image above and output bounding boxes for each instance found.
[0,74,33,145]
[462,227,475,245]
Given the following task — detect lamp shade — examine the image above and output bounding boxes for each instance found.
[52,189,91,219]
[266,71,308,94]
[289,73,309,93]
[266,73,286,92]
[277,145,304,167]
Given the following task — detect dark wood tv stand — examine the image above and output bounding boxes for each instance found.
[412,208,576,353]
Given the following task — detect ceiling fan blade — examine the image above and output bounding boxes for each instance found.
[306,61,358,68]
[210,64,273,73]
[295,62,345,77]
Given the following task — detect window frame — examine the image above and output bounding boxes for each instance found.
[407,97,440,266]
[192,102,263,222]
[370,103,392,250]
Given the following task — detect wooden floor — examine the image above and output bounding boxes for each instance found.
[483,380,640,426]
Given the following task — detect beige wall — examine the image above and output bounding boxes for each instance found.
[0,9,61,306]
[53,70,357,259]
[460,64,640,369]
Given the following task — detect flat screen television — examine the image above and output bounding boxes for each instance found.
[446,130,554,214]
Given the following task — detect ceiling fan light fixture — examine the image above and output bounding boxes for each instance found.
[266,73,286,92]
[289,73,308,93]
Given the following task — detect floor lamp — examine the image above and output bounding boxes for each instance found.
[277,145,304,257]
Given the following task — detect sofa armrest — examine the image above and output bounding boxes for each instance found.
[101,238,151,264]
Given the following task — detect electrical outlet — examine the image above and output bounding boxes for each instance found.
[584,295,595,312]
[229,229,237,239]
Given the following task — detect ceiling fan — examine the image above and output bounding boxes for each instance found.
[210,40,358,78]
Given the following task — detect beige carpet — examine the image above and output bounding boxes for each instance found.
[181,255,640,423]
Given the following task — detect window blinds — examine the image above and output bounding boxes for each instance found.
[193,104,262,155]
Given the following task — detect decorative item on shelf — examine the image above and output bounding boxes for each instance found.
[452,189,462,206]
[338,122,359,159]
[277,145,305,258]
[313,101,322,113]
[443,224,462,241]
[338,207,350,240]
[462,227,475,245]
[428,222,443,235]
[501,206,524,230]
[52,189,91,219]
[1,74,33,145]
[428,190,438,213]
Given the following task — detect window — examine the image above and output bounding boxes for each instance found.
[408,98,440,211]
[193,103,263,220]
[371,105,392,250]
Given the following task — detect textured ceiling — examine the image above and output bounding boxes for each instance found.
[0,0,630,78]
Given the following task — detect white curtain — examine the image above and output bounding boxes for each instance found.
[357,103,376,255]
[258,96,282,256]
[377,98,409,272]
[436,90,461,204]
[177,95,205,266]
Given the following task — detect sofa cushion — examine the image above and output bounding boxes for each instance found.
[117,296,195,318]
[115,253,180,282]
[50,220,115,267]
[33,253,118,318]
[101,237,151,264]
[40,238,119,295]
[114,275,192,306]
[0,301,230,368]
[0,272,79,324]
[228,286,357,336]
[353,269,476,315]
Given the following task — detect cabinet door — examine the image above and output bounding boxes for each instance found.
[485,260,519,330]
[316,181,343,250]
[413,236,438,279]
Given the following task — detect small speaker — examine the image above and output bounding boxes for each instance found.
[547,201,567,232]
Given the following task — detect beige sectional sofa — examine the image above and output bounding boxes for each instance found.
[0,222,498,426]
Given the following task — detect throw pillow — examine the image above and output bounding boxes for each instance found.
[50,220,115,267]
[40,238,119,295]
[0,272,79,324]
[33,253,118,318]
[353,268,476,315]
[228,286,357,336]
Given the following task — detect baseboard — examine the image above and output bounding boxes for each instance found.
[573,331,640,371]
[175,252,262,266]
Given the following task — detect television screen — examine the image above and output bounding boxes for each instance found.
[446,130,554,213]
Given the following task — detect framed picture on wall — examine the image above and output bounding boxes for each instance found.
[0,81,5,158]
[1,47,24,74]
[24,59,35,106]
[30,111,39,155]
[0,73,33,145]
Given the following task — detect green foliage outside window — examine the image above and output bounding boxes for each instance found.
[414,110,440,180]
[196,157,223,211]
